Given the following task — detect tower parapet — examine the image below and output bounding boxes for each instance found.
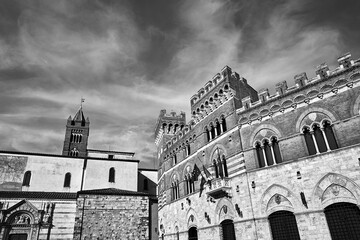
[154,110,186,149]
[189,65,258,123]
[237,52,360,115]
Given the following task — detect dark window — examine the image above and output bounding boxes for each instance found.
[109,167,115,182]
[221,116,227,132]
[211,125,216,139]
[269,211,301,240]
[221,219,236,240]
[205,127,210,142]
[173,154,177,165]
[188,227,198,240]
[108,154,114,159]
[213,160,219,178]
[303,127,316,155]
[222,156,228,177]
[176,231,179,240]
[64,172,71,187]
[313,124,327,153]
[186,144,191,156]
[325,202,360,240]
[264,140,274,165]
[324,121,338,150]
[216,120,221,136]
[144,179,148,191]
[22,171,31,187]
[256,143,265,168]
[272,138,282,163]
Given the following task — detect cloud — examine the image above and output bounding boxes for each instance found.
[0,0,359,168]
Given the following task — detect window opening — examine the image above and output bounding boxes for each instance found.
[64,172,71,187]
[22,171,31,187]
[109,167,115,183]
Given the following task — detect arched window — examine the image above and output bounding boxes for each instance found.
[188,227,198,240]
[63,172,71,187]
[109,167,115,183]
[216,120,221,136]
[325,202,360,239]
[221,116,227,132]
[22,171,31,186]
[221,219,236,240]
[255,138,282,168]
[213,159,219,178]
[205,127,210,142]
[272,137,282,164]
[268,211,301,240]
[210,124,216,139]
[143,179,148,191]
[303,126,317,155]
[222,155,228,177]
[313,124,327,153]
[255,142,265,168]
[302,120,338,155]
[185,174,195,195]
[323,120,338,150]
[171,176,180,201]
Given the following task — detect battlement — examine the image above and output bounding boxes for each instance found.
[239,52,359,112]
[154,110,186,147]
[190,66,238,107]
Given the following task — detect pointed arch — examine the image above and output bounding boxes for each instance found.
[215,198,236,224]
[261,184,303,215]
[186,208,198,229]
[312,173,360,208]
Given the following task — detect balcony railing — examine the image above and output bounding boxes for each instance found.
[205,177,232,199]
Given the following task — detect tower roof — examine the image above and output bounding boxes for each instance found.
[73,106,86,122]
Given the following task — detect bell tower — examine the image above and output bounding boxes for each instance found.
[62,103,90,157]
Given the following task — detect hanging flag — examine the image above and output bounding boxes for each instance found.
[202,165,212,179]
[192,164,201,181]
[199,176,206,197]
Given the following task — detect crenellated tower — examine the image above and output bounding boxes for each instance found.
[62,105,90,157]
[154,110,186,163]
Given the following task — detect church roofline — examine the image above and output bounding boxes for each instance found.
[0,150,140,163]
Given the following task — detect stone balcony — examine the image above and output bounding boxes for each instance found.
[205,177,232,199]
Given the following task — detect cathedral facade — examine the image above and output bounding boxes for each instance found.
[155,53,360,239]
[0,107,158,240]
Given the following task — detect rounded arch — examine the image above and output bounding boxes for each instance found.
[215,198,236,224]
[248,124,282,147]
[7,210,34,224]
[261,184,303,215]
[295,107,338,132]
[312,172,360,208]
[349,71,360,81]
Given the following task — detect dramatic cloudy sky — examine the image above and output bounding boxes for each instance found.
[0,0,359,168]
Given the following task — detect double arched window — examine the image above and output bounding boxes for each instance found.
[205,116,227,142]
[255,137,282,168]
[184,166,195,194]
[171,175,180,201]
[213,155,228,178]
[22,171,31,187]
[302,120,338,155]
[70,148,79,157]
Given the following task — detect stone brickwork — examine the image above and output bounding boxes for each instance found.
[74,194,150,240]
[156,53,360,239]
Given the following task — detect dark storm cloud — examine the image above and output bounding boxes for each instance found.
[0,0,359,167]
